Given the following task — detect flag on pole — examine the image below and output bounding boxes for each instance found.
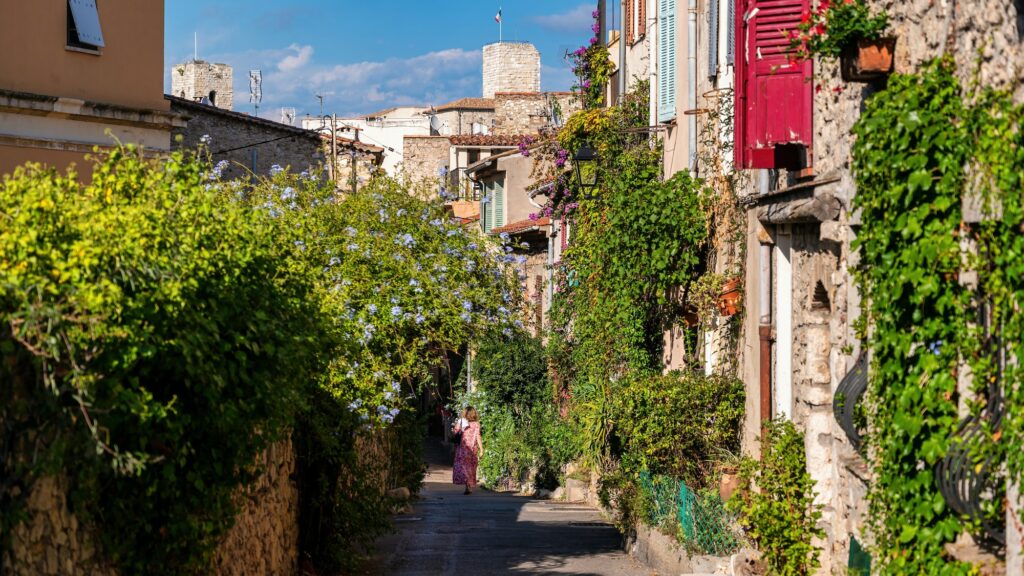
[495,8,502,23]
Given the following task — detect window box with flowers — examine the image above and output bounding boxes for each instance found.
[788,0,894,83]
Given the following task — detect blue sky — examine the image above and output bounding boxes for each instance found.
[164,1,595,119]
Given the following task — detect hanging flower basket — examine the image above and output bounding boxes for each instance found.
[717,278,742,317]
[841,37,896,82]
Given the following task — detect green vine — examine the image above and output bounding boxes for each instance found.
[852,57,1024,573]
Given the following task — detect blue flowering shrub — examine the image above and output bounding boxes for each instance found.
[0,147,522,574]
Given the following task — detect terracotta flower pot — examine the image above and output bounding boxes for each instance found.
[841,37,896,82]
[719,472,741,501]
[717,278,742,317]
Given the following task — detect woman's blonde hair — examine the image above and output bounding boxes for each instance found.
[465,407,480,422]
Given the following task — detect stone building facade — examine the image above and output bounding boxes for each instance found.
[482,42,541,98]
[402,135,451,188]
[493,92,579,136]
[170,60,234,110]
[730,0,1024,572]
[168,95,323,180]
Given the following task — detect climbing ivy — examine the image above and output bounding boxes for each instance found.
[852,57,1024,573]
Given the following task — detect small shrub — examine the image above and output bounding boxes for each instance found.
[729,418,824,576]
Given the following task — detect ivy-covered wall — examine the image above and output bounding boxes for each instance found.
[729,0,1024,572]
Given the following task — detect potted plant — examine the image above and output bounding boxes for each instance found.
[714,449,743,501]
[787,0,894,82]
[717,277,742,317]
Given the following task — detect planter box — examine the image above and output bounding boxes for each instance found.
[841,37,896,82]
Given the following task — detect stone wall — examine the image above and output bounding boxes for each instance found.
[3,440,300,576]
[170,61,234,111]
[492,93,582,136]
[2,475,116,576]
[483,43,541,98]
[212,440,300,576]
[402,135,450,186]
[169,96,322,181]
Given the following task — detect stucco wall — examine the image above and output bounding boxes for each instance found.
[0,0,167,112]
[435,109,496,136]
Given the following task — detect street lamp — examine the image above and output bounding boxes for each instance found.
[573,143,599,190]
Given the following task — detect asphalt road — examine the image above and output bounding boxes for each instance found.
[368,440,652,575]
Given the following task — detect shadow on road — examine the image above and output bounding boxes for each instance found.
[365,439,649,576]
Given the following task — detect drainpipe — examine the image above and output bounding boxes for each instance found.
[758,172,773,428]
[687,0,698,171]
[648,0,656,128]
[618,0,627,102]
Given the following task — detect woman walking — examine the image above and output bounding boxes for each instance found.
[452,407,483,494]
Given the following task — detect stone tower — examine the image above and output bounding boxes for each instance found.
[171,60,234,110]
[482,42,541,98]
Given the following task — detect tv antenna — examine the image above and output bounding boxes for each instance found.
[280,107,297,125]
[249,70,263,116]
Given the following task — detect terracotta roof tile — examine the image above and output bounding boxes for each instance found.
[489,216,551,235]
[434,97,496,112]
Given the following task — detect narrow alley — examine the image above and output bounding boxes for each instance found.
[369,442,650,576]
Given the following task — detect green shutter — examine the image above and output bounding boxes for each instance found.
[494,176,505,228]
[480,182,490,232]
[658,0,677,123]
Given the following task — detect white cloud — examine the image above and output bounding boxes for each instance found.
[171,45,484,118]
[277,44,314,72]
[533,4,595,34]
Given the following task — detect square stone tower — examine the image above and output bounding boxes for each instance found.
[171,60,234,110]
[482,42,541,98]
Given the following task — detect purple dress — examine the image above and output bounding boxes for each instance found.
[452,421,480,487]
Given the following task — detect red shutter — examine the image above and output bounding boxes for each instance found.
[734,0,813,170]
[638,0,647,39]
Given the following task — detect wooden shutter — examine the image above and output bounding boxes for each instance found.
[726,0,735,64]
[708,0,719,79]
[494,176,505,228]
[626,0,635,45]
[657,0,678,123]
[482,181,492,232]
[638,0,647,39]
[734,0,813,169]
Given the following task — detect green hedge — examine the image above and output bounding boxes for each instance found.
[0,148,519,574]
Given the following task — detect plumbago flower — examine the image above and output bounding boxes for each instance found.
[239,166,524,427]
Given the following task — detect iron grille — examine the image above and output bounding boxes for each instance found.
[833,354,868,451]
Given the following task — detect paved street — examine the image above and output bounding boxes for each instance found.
[368,441,651,575]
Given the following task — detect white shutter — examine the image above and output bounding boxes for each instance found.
[708,0,720,79]
[657,0,677,123]
[726,0,735,65]
[69,0,105,47]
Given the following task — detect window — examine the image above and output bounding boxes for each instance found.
[67,0,105,51]
[734,0,813,169]
[657,0,677,123]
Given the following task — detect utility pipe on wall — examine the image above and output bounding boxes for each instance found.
[758,171,773,427]
[687,0,697,171]
[619,0,627,102]
[648,0,657,126]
